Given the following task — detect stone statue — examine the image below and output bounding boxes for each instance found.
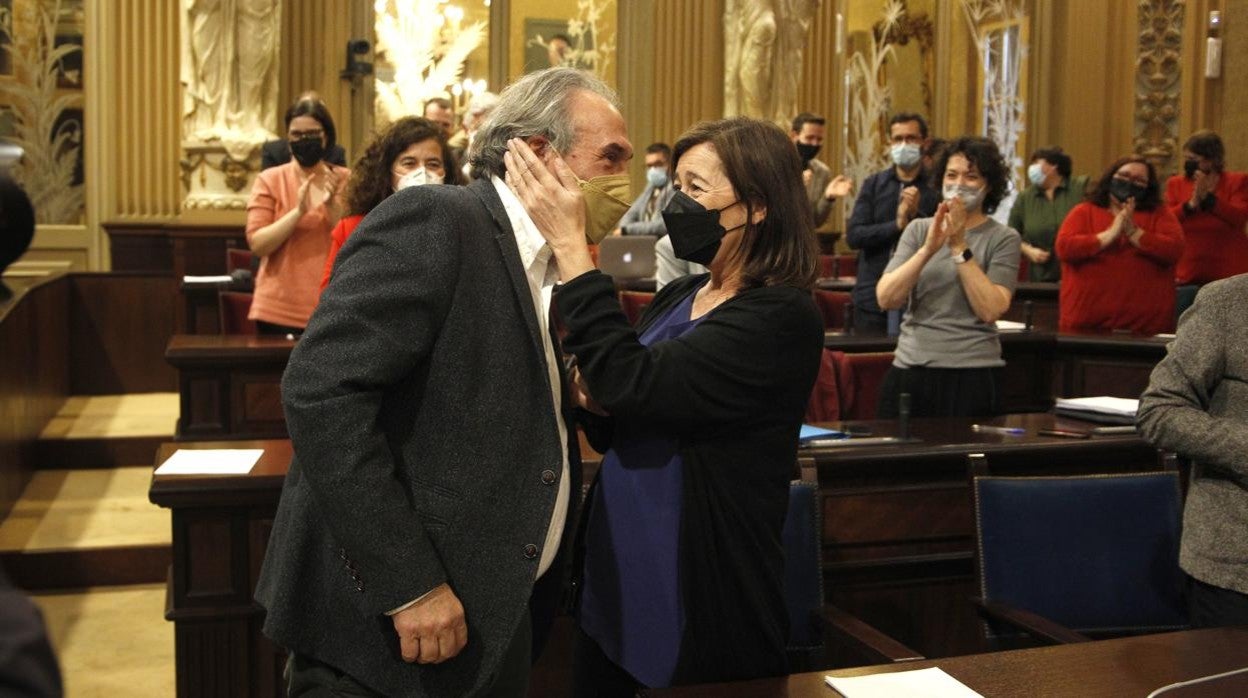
[724,0,822,126]
[180,0,281,159]
[179,0,281,210]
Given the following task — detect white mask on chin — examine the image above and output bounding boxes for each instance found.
[394,167,443,192]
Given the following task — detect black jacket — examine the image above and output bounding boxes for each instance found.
[557,271,824,685]
[256,179,580,697]
[846,168,940,312]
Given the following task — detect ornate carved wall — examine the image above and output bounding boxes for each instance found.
[1134,0,1184,173]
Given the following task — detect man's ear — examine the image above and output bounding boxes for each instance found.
[524,136,552,163]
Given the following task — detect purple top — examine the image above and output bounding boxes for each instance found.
[578,288,704,687]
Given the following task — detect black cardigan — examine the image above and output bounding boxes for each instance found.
[556,270,824,685]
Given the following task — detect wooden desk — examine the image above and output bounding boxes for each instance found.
[1056,330,1170,399]
[149,437,601,697]
[166,335,295,440]
[150,415,1156,694]
[802,413,1158,660]
[821,330,1053,413]
[652,627,1248,697]
[150,440,290,698]
[815,280,1059,331]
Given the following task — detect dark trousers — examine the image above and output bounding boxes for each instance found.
[572,628,646,698]
[286,606,532,698]
[876,365,1002,419]
[852,306,888,335]
[1189,576,1248,628]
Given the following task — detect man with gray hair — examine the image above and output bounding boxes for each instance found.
[256,67,632,697]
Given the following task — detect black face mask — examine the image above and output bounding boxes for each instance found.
[1183,159,1201,179]
[1109,177,1147,203]
[290,137,326,168]
[795,142,821,168]
[661,190,744,266]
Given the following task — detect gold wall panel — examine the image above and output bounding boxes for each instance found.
[1220,0,1247,169]
[107,0,181,221]
[651,0,724,146]
[279,0,372,161]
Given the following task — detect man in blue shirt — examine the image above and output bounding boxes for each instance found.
[616,142,675,237]
[846,113,940,334]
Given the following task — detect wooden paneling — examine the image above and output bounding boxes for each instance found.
[652,0,725,143]
[68,274,179,394]
[280,0,374,161]
[1221,0,1248,170]
[0,275,69,520]
[107,0,181,221]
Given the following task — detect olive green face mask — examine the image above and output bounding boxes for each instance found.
[578,173,632,243]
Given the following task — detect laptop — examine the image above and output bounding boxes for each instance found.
[597,235,658,279]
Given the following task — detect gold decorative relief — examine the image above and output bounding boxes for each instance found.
[1134,0,1184,172]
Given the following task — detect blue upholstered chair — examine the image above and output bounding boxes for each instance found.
[783,479,922,668]
[969,454,1187,645]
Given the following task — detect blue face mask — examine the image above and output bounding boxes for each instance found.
[646,166,668,188]
[1027,163,1046,187]
[890,143,921,169]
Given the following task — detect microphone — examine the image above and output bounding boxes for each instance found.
[229,268,254,291]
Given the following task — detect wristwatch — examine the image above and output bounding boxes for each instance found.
[952,248,973,264]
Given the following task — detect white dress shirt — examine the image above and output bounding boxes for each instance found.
[491,176,571,579]
[384,178,574,616]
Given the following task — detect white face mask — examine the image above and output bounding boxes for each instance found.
[943,182,986,211]
[394,167,442,192]
[1027,162,1046,187]
[890,143,922,169]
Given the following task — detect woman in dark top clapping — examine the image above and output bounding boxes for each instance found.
[504,118,824,692]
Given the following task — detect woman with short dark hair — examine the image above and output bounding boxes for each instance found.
[1008,146,1087,282]
[504,117,823,691]
[1057,155,1185,335]
[875,136,1021,418]
[246,99,348,334]
[319,117,463,292]
[1165,130,1248,285]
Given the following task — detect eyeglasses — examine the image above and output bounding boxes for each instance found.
[289,129,324,140]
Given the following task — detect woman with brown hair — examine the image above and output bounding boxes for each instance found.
[246,99,348,334]
[1056,155,1184,335]
[504,117,824,691]
[319,116,464,292]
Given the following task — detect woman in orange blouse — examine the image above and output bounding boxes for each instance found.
[319,117,463,293]
[1056,156,1185,335]
[246,99,349,334]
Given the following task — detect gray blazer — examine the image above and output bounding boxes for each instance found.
[618,181,675,236]
[255,178,580,697]
[1138,273,1248,595]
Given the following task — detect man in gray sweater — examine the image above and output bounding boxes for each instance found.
[1138,273,1248,627]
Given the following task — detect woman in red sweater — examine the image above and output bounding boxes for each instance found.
[319,116,465,292]
[1056,156,1184,335]
[1165,130,1248,285]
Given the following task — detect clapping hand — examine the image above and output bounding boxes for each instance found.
[923,201,953,255]
[1191,170,1219,207]
[896,186,919,229]
[825,174,853,200]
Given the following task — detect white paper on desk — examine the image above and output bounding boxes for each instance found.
[824,667,983,698]
[183,274,234,284]
[155,449,263,475]
[1053,396,1139,417]
[994,320,1027,331]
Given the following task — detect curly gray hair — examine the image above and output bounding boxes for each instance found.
[467,67,620,180]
